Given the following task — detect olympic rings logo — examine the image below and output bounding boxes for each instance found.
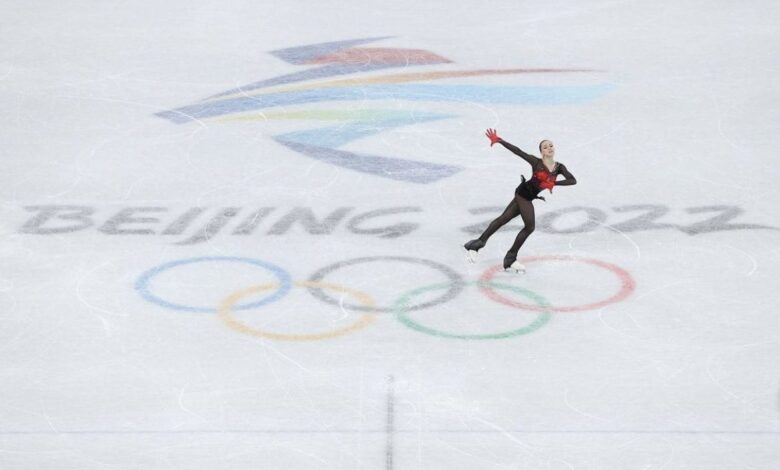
[135,255,636,342]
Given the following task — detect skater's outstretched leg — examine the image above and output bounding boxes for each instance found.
[464,197,520,262]
[478,198,521,243]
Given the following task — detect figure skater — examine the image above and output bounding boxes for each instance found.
[464,128,577,272]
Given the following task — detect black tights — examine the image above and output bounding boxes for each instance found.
[478,194,536,255]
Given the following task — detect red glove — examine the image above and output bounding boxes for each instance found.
[485,128,501,146]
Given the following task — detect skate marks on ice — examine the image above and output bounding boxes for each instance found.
[133,255,636,342]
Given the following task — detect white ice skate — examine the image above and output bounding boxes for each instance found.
[463,239,485,264]
[505,260,526,274]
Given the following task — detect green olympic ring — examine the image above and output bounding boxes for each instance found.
[394,281,551,340]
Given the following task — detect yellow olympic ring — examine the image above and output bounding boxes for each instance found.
[217,281,377,341]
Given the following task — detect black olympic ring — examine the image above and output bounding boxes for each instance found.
[305,256,465,313]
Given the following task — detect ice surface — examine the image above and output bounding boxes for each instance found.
[1,0,779,468]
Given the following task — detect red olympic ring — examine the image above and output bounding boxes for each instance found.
[478,255,636,312]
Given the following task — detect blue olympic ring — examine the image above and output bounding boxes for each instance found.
[135,256,292,313]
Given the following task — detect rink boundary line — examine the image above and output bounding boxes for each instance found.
[386,375,395,470]
[1,430,777,436]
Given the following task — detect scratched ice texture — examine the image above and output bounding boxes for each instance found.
[1,0,779,469]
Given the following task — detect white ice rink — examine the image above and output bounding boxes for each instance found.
[2,1,779,468]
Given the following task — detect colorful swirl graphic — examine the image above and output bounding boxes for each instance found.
[156,37,614,184]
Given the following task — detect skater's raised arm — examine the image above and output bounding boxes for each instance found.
[555,164,577,186]
[499,140,539,166]
[485,128,538,166]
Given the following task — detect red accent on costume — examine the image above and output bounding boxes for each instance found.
[534,170,556,192]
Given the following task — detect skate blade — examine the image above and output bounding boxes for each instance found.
[465,249,478,263]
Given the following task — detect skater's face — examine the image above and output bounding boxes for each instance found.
[540,140,555,158]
